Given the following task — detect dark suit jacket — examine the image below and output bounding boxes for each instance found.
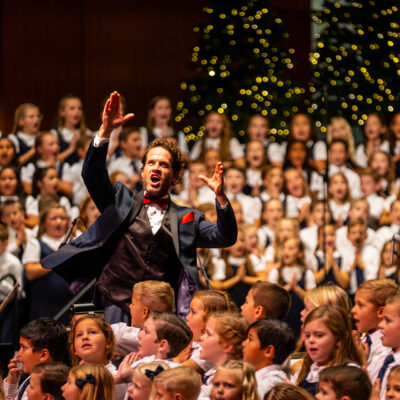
[41,142,238,312]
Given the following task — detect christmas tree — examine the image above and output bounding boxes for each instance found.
[309,1,400,132]
[177,0,305,144]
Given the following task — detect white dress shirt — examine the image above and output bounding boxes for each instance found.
[256,364,287,399]
[111,322,140,355]
[364,330,391,383]
[378,350,400,399]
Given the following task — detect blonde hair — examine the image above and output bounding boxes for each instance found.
[134,361,170,381]
[209,313,248,360]
[12,103,40,134]
[71,316,115,365]
[385,291,400,313]
[284,168,309,197]
[297,305,364,384]
[358,279,398,308]
[133,281,175,313]
[305,285,352,315]
[265,383,314,400]
[214,360,259,400]
[152,367,201,400]
[69,364,114,400]
[273,218,300,263]
[327,117,356,161]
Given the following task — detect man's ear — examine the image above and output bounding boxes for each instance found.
[39,348,50,362]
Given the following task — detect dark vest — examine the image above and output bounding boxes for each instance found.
[96,205,182,311]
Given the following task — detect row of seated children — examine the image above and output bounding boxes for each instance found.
[6,278,400,400]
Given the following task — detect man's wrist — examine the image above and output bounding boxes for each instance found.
[216,194,228,207]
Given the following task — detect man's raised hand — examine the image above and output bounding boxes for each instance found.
[99,91,134,139]
[198,161,228,206]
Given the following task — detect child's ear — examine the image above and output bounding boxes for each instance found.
[255,305,266,319]
[158,339,169,354]
[378,306,385,318]
[143,306,150,320]
[264,344,275,361]
[39,348,50,362]
[175,394,184,400]
[222,342,234,354]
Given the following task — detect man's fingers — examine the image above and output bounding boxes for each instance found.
[198,175,209,184]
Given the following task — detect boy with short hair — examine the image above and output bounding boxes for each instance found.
[241,282,291,324]
[352,279,398,382]
[27,362,69,400]
[4,318,68,400]
[111,280,175,355]
[224,166,261,224]
[375,292,400,399]
[1,199,35,260]
[316,365,372,400]
[242,318,296,399]
[340,220,380,296]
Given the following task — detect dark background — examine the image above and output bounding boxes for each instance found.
[0,0,310,133]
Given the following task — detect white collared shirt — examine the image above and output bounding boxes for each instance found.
[226,191,261,224]
[190,341,214,373]
[190,137,244,161]
[285,195,312,219]
[300,225,318,253]
[378,350,400,399]
[111,322,140,355]
[268,265,316,290]
[256,364,287,399]
[22,234,64,264]
[364,330,391,383]
[336,225,377,250]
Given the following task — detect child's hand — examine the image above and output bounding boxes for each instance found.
[237,262,246,280]
[352,330,369,363]
[289,270,297,290]
[336,213,344,227]
[251,183,260,197]
[370,378,381,400]
[114,352,140,383]
[69,131,79,150]
[16,225,27,247]
[6,354,21,384]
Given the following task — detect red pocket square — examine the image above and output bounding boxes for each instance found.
[181,211,195,224]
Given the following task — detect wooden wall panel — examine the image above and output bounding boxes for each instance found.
[0,0,310,133]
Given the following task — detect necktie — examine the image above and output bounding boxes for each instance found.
[131,161,140,174]
[142,193,169,209]
[377,353,395,382]
[364,334,372,351]
[17,377,30,400]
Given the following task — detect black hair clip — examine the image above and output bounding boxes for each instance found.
[145,365,164,379]
[75,374,97,389]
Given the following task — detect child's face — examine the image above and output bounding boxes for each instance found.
[205,113,224,139]
[291,114,311,141]
[189,163,207,188]
[241,290,258,323]
[277,221,295,244]
[45,208,68,238]
[204,150,220,172]
[300,297,317,325]
[138,317,159,358]
[386,373,400,400]
[347,224,367,248]
[379,302,400,351]
[2,203,24,230]
[18,337,43,374]
[262,200,283,227]
[246,141,264,168]
[186,296,206,341]
[329,175,348,201]
[0,168,18,196]
[391,202,400,225]
[370,152,389,177]
[19,107,41,135]
[242,327,267,367]
[282,238,301,266]
[231,203,244,225]
[38,135,60,160]
[263,167,283,193]
[225,170,245,194]
[312,203,325,226]
[85,200,100,227]
[348,201,369,222]
[151,99,172,125]
[352,289,381,334]
[288,142,307,168]
[318,226,336,250]
[127,371,151,400]
[61,99,83,127]
[61,374,81,400]
[284,170,304,198]
[227,231,245,257]
[74,319,109,364]
[244,227,258,251]
[330,119,348,141]
[315,381,339,400]
[129,291,147,329]
[27,372,46,400]
[328,142,347,166]
[0,139,15,167]
[365,114,384,140]
[39,168,59,196]
[360,174,377,196]
[391,114,400,140]
[200,318,226,363]
[210,370,242,400]
[304,319,337,365]
[382,242,395,266]
[248,116,268,142]
[122,132,141,159]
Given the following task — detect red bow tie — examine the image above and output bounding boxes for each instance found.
[142,193,169,209]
